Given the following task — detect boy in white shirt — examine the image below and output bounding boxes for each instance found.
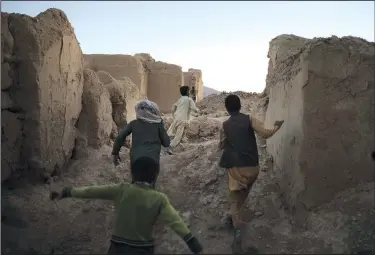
[167,86,199,150]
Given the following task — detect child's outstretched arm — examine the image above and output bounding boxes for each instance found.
[112,121,134,165]
[250,116,284,139]
[50,184,121,201]
[158,194,203,254]
[112,121,133,154]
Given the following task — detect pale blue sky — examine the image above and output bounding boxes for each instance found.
[2,1,374,92]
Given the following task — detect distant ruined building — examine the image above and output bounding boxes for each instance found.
[0,6,205,182]
[84,53,204,112]
[183,68,203,102]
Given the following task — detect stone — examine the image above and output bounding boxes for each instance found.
[254,211,264,217]
[182,211,192,227]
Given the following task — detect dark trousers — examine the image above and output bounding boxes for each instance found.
[130,162,160,189]
[107,241,154,255]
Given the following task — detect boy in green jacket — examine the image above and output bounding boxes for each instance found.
[50,157,203,255]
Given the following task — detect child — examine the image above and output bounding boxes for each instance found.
[112,100,171,185]
[218,94,284,254]
[167,86,199,151]
[50,156,203,255]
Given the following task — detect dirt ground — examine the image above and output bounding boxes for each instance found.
[2,10,374,254]
[2,96,374,255]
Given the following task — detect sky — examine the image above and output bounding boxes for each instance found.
[2,1,374,93]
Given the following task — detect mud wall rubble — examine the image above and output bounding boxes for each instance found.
[147,61,184,112]
[1,9,145,182]
[262,34,375,220]
[84,54,148,96]
[84,53,204,113]
[1,8,374,255]
[184,68,204,102]
[75,69,112,152]
[1,9,84,181]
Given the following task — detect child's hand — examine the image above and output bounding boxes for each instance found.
[186,236,203,254]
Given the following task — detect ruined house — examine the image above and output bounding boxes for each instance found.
[183,68,204,102]
[1,8,374,255]
[84,54,204,112]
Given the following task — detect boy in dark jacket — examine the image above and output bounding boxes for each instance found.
[50,157,203,255]
[112,100,171,186]
[218,94,284,254]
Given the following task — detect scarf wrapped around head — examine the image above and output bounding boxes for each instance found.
[135,100,162,123]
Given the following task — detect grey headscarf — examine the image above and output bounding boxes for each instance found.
[135,100,162,123]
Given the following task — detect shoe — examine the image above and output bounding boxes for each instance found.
[232,228,243,254]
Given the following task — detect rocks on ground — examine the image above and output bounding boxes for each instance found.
[1,8,374,255]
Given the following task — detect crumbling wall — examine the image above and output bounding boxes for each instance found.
[147,61,183,112]
[183,71,194,97]
[96,70,143,129]
[84,54,148,96]
[84,53,192,113]
[134,53,155,68]
[1,13,21,182]
[76,69,112,152]
[184,68,203,102]
[1,9,84,181]
[264,35,375,219]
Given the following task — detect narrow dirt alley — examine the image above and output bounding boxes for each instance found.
[0,137,284,255]
[2,115,374,254]
[1,8,374,253]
